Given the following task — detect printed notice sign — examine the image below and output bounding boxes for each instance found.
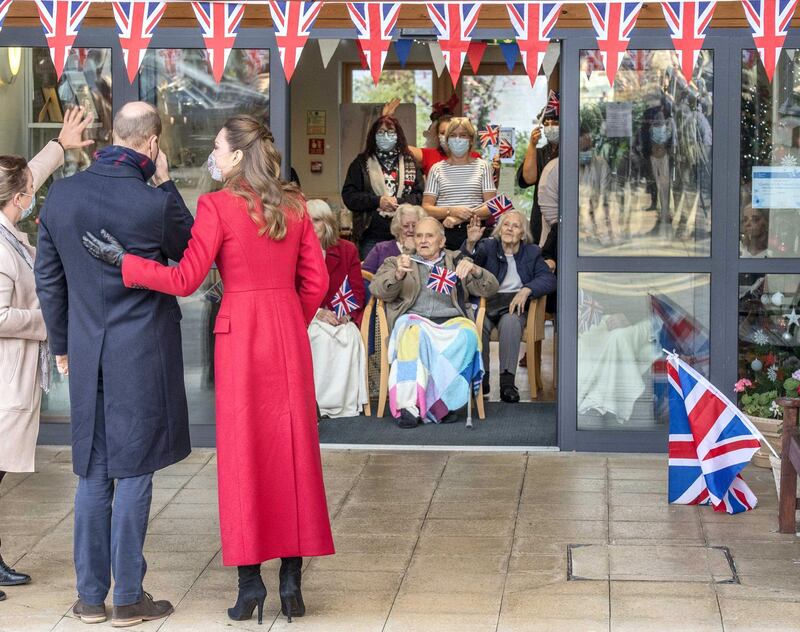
[605,102,633,138]
[752,166,800,209]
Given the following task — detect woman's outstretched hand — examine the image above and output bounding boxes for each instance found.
[82,229,127,267]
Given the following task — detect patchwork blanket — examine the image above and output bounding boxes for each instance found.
[388,314,484,423]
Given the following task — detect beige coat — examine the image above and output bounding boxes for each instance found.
[371,249,499,332]
[0,142,63,472]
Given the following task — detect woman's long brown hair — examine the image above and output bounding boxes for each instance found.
[222,115,302,241]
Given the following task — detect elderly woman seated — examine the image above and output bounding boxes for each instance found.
[362,204,426,273]
[462,211,556,403]
[307,199,368,418]
[371,217,498,428]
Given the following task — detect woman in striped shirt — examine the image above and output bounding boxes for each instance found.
[422,117,496,250]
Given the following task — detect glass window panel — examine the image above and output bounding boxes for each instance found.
[462,73,550,216]
[740,50,800,258]
[578,50,713,256]
[0,47,113,421]
[350,68,433,148]
[140,48,269,425]
[577,272,710,431]
[737,273,800,419]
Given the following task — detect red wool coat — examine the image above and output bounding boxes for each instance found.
[322,239,366,327]
[121,189,335,566]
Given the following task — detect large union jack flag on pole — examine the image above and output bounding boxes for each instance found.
[586,2,643,87]
[661,2,717,80]
[0,1,14,33]
[426,2,482,87]
[191,2,246,84]
[34,0,91,79]
[741,0,799,83]
[346,2,401,85]
[112,2,167,84]
[331,275,359,319]
[268,1,323,82]
[506,2,561,86]
[667,353,764,514]
[427,265,458,296]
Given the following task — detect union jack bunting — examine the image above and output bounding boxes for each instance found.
[346,2,401,85]
[191,2,246,83]
[0,1,13,32]
[478,124,500,148]
[331,276,359,319]
[268,0,323,82]
[661,2,717,80]
[667,353,761,514]
[741,0,799,82]
[506,2,562,86]
[577,288,603,334]
[34,0,91,79]
[623,48,651,72]
[487,194,514,221]
[112,2,167,83]
[586,2,643,86]
[581,48,604,79]
[426,2,482,87]
[427,265,458,296]
[498,137,515,159]
[159,48,183,77]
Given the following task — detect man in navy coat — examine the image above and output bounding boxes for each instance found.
[35,102,193,626]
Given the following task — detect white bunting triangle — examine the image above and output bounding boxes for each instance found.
[541,41,559,78]
[429,41,446,78]
[318,38,340,69]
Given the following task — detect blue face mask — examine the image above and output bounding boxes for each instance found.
[17,193,34,221]
[447,137,470,158]
[651,125,670,144]
[579,150,593,165]
[375,131,398,152]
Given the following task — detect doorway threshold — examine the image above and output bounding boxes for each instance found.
[321,444,560,452]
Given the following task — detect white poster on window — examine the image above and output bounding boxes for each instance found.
[605,102,633,138]
[752,166,800,209]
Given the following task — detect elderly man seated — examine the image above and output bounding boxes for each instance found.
[462,211,556,402]
[371,217,498,428]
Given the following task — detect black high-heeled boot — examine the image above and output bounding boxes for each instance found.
[279,557,305,622]
[228,564,267,624]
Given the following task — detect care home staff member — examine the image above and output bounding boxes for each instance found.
[83,115,334,624]
[0,108,94,601]
[342,116,424,259]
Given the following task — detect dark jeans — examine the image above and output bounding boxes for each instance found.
[74,379,153,606]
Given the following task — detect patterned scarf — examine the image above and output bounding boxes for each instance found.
[375,146,400,196]
[0,224,50,392]
[93,145,156,181]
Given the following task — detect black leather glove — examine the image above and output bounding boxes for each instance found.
[82,229,127,267]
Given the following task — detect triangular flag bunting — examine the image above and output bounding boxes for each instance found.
[191,1,246,83]
[542,41,560,77]
[426,2,482,87]
[0,1,13,33]
[394,38,413,67]
[741,0,799,83]
[346,2,401,85]
[34,0,91,79]
[506,2,562,86]
[429,40,446,77]
[112,1,167,84]
[268,1,323,82]
[318,38,340,68]
[467,40,487,72]
[661,2,716,80]
[499,41,518,71]
[586,2,643,86]
[355,38,368,69]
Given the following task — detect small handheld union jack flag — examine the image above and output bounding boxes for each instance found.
[0,0,14,33]
[544,90,560,118]
[661,1,717,80]
[268,1,323,82]
[331,276,359,319]
[478,124,500,149]
[741,0,799,83]
[487,194,514,221]
[34,0,91,79]
[498,137,515,159]
[506,2,562,86]
[586,1,643,86]
[346,2,401,85]
[191,1,246,83]
[112,2,167,83]
[426,2,482,87]
[427,265,458,296]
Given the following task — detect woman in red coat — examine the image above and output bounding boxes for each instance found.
[82,115,334,624]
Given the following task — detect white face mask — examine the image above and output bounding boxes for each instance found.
[439,134,447,151]
[447,137,470,158]
[207,153,224,182]
[543,125,560,144]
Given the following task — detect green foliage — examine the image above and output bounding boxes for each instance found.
[784,377,800,396]
[741,390,780,418]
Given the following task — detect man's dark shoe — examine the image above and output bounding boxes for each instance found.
[0,589,6,601]
[481,374,490,397]
[111,592,173,627]
[398,410,419,429]
[0,556,30,585]
[73,599,107,624]
[440,411,459,424]
[500,371,520,403]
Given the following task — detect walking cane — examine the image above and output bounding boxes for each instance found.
[466,390,474,429]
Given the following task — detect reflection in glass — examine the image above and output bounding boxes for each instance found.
[140,48,269,425]
[740,50,800,257]
[579,50,713,256]
[577,273,710,430]
[737,274,800,417]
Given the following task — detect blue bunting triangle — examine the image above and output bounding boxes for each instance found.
[499,42,519,72]
[394,39,413,68]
